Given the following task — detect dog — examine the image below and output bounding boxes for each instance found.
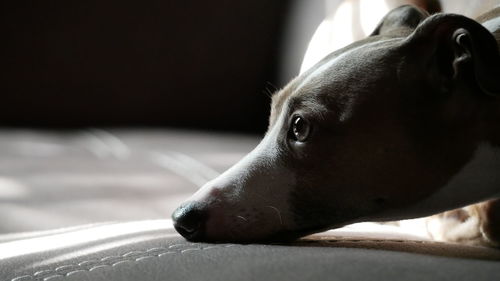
[172,5,500,246]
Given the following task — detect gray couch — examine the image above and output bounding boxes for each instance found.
[1,129,500,280]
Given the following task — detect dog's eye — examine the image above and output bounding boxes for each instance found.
[290,115,310,142]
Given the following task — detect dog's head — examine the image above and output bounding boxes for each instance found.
[172,6,500,242]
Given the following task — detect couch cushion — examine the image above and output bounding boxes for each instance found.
[0,129,258,233]
[2,220,500,281]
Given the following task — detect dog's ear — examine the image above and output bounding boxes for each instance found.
[370,5,429,37]
[402,14,500,96]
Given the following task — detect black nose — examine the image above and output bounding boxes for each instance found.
[172,202,207,241]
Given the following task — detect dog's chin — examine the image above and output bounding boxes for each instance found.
[264,217,366,243]
[188,223,342,244]
[191,231,307,244]
[196,229,294,244]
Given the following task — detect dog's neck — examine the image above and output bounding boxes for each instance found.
[400,94,500,218]
[392,142,500,220]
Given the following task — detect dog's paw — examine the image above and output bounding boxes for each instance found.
[425,200,500,247]
[475,199,500,247]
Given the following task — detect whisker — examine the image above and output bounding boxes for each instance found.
[265,205,284,225]
[266,81,278,92]
[262,88,274,98]
[236,215,248,222]
[262,81,279,98]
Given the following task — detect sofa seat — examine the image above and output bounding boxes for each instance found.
[0,129,499,280]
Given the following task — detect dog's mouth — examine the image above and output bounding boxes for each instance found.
[199,221,347,244]
[263,225,338,243]
[173,202,350,243]
[173,202,321,243]
[184,227,326,244]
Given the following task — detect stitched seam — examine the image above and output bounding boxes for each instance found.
[300,239,429,244]
[11,243,238,281]
[10,239,433,280]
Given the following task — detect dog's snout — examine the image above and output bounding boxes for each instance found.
[172,202,208,241]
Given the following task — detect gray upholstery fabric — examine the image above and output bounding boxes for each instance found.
[0,129,257,233]
[2,221,500,281]
[0,129,499,280]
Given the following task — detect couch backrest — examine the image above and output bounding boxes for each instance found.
[0,1,291,132]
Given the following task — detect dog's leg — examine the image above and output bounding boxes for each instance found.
[425,199,500,247]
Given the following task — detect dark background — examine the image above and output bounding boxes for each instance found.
[0,0,292,133]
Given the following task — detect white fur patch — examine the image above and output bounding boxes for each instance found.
[482,16,500,33]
